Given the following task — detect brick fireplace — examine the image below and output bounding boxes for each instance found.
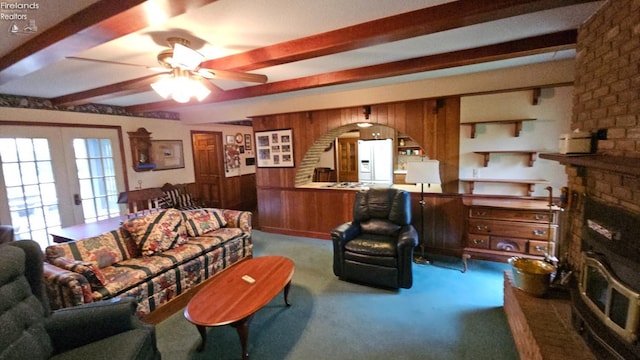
[543,1,640,358]
[562,0,639,266]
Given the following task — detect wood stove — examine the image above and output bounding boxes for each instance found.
[571,197,640,360]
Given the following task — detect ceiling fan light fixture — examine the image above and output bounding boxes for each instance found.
[151,69,211,103]
[150,77,173,99]
[191,80,211,101]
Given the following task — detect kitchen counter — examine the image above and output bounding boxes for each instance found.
[297,182,442,193]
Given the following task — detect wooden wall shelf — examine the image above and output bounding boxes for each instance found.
[461,118,536,138]
[539,153,640,176]
[460,178,549,196]
[474,151,538,167]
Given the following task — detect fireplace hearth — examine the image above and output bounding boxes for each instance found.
[571,197,640,360]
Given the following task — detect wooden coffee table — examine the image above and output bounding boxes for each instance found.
[184,256,294,359]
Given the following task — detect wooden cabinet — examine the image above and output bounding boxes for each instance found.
[359,125,394,140]
[461,197,559,272]
[393,173,406,184]
[127,127,155,172]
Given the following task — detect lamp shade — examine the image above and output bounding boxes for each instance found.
[405,160,441,185]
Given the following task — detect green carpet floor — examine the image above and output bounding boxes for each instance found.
[155,230,518,359]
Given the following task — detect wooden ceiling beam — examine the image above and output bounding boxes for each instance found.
[50,74,163,107]
[0,0,220,84]
[201,0,596,72]
[126,30,576,113]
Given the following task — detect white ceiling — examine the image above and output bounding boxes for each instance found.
[0,0,604,114]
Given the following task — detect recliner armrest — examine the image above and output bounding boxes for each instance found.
[330,222,361,244]
[45,297,146,354]
[397,225,419,248]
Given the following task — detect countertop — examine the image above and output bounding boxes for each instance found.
[297,182,442,193]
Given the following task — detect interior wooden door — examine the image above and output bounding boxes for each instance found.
[191,131,223,208]
[337,137,359,182]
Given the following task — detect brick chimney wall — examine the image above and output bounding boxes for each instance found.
[565,0,640,265]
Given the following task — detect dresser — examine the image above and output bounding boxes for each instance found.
[461,197,560,272]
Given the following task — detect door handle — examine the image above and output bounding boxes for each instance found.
[73,194,81,205]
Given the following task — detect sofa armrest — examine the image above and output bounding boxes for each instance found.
[223,209,252,232]
[45,297,148,354]
[43,262,93,310]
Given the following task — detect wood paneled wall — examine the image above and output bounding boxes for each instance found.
[251,97,465,255]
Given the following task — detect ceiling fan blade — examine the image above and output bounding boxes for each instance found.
[66,56,167,72]
[172,43,203,70]
[197,68,268,84]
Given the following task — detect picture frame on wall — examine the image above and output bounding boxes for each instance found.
[255,128,294,167]
[226,135,235,144]
[150,140,184,170]
[244,134,252,150]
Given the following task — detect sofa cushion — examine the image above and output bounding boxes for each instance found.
[155,194,173,209]
[182,208,227,237]
[93,227,244,300]
[45,228,138,268]
[122,209,188,256]
[49,257,108,289]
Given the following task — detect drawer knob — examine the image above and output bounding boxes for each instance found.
[533,229,546,236]
[475,211,487,216]
[534,245,547,252]
[502,244,516,251]
[472,238,484,244]
[476,225,489,231]
[534,214,546,220]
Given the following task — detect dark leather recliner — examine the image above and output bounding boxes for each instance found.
[331,188,418,289]
[0,240,161,360]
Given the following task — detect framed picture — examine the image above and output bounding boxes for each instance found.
[244,134,252,150]
[255,129,294,167]
[226,135,235,144]
[150,140,184,170]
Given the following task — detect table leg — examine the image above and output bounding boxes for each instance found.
[195,325,207,352]
[462,253,470,273]
[231,314,254,360]
[284,280,292,306]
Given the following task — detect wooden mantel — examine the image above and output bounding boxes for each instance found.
[539,153,640,177]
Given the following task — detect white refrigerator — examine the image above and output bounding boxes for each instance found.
[357,139,393,184]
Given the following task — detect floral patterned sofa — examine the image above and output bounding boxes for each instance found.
[43,208,252,317]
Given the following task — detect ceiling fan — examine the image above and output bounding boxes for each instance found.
[67,37,268,103]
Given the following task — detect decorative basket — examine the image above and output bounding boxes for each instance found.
[508,257,555,297]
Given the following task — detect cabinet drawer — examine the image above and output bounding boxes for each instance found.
[468,219,556,240]
[467,234,490,249]
[528,240,556,256]
[490,237,527,254]
[469,207,552,223]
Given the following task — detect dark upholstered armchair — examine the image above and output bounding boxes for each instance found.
[331,188,418,289]
[0,240,161,360]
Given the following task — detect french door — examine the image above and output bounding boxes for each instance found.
[0,125,126,249]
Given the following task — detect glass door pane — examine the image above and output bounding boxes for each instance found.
[73,138,120,223]
[0,125,126,249]
[0,137,61,249]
